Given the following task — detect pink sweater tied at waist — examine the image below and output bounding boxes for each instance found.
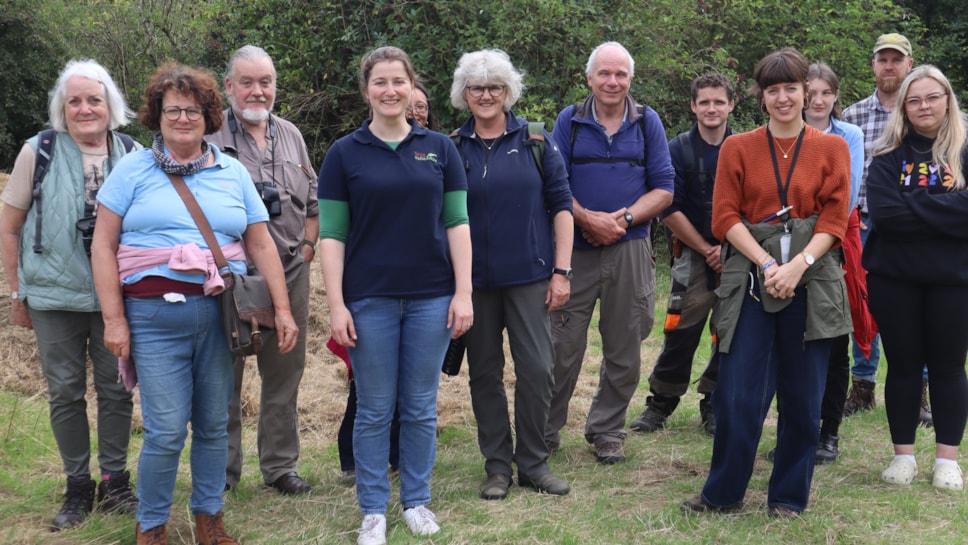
[116,241,247,295]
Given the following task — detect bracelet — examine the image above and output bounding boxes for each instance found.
[298,239,317,253]
[756,251,769,264]
[761,258,777,270]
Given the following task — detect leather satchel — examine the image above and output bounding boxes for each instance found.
[167,174,275,357]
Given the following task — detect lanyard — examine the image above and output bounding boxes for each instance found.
[765,124,805,222]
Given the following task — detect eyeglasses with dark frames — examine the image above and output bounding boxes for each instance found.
[162,106,205,121]
[466,84,506,98]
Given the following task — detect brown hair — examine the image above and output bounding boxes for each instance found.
[806,62,843,119]
[750,48,809,113]
[691,73,734,103]
[358,46,417,98]
[139,62,224,134]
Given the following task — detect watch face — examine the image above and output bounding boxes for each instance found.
[804,253,815,265]
[624,212,633,225]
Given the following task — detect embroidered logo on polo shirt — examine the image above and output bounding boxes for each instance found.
[414,152,438,163]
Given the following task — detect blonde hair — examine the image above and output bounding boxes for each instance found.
[873,65,966,189]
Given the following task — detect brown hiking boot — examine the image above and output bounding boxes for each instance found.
[195,511,239,545]
[50,477,95,531]
[136,523,167,545]
[843,378,875,416]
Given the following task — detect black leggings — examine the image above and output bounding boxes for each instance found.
[868,274,968,446]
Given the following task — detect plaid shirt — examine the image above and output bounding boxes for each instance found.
[842,91,893,213]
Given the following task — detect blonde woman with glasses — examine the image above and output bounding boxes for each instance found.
[863,64,968,491]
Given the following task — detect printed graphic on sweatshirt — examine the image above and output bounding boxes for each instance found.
[899,160,954,189]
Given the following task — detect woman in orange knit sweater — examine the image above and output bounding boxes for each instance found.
[682,48,850,517]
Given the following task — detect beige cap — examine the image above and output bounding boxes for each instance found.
[873,33,912,57]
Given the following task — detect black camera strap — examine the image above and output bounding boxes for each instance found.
[227,108,282,192]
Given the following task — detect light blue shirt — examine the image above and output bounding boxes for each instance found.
[828,116,864,211]
[98,145,268,284]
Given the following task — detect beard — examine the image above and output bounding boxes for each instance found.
[876,76,901,95]
[230,97,273,123]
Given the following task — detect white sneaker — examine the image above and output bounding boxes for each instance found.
[357,514,386,545]
[402,505,440,536]
[933,463,964,491]
[881,457,918,485]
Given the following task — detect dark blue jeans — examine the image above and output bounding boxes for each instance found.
[702,283,831,512]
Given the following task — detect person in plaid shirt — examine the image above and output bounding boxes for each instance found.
[842,33,932,425]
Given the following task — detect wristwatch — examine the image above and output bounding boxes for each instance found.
[298,239,317,254]
[802,252,816,266]
[552,267,573,279]
[10,291,18,301]
[623,211,634,228]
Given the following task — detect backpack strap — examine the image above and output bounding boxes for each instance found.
[525,121,546,179]
[569,103,649,167]
[30,130,137,254]
[31,129,57,253]
[117,132,137,153]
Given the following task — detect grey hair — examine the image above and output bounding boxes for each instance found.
[450,49,524,111]
[585,41,635,77]
[48,59,133,132]
[226,45,277,80]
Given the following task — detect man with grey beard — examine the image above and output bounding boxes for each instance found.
[207,45,319,495]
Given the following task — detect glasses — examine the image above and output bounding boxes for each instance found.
[162,106,205,121]
[412,103,428,113]
[466,84,506,98]
[904,93,947,109]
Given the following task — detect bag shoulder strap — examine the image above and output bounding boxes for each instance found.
[166,173,229,272]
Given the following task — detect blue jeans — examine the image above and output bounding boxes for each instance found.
[127,295,233,530]
[346,296,451,515]
[702,283,830,513]
[851,223,880,381]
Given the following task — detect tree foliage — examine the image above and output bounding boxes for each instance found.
[1,0,962,170]
[0,0,68,167]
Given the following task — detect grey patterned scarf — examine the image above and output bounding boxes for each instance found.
[151,132,212,176]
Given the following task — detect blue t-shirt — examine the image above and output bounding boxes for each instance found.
[98,145,268,284]
[317,121,468,301]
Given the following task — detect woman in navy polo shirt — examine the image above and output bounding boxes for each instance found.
[317,46,472,545]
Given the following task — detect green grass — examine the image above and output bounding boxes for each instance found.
[2,248,966,544]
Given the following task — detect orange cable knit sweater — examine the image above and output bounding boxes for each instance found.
[711,125,850,244]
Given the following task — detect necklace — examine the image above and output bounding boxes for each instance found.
[769,120,804,158]
[773,136,797,159]
[476,133,500,151]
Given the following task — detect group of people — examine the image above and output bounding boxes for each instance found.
[3,31,967,545]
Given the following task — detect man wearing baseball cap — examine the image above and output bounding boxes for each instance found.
[842,33,931,426]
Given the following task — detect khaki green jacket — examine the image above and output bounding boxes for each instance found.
[714,216,851,353]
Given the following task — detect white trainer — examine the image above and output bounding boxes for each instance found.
[402,505,440,536]
[357,514,386,545]
[881,457,918,485]
[933,463,964,491]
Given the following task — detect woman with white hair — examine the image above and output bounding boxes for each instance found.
[0,59,140,530]
[863,64,968,491]
[449,49,574,500]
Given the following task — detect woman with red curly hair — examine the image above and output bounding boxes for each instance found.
[92,62,297,544]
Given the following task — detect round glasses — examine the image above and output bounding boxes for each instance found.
[904,93,947,109]
[162,106,205,121]
[466,84,506,98]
